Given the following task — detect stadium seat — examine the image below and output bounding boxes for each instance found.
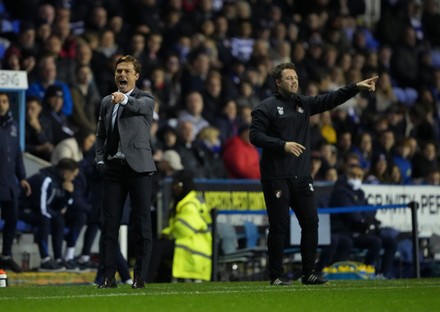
[216,222,266,281]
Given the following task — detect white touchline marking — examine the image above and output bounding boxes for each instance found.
[0,284,439,301]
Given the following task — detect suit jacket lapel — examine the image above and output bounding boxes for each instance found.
[106,100,114,138]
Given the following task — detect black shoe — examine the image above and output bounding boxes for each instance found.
[77,260,98,272]
[0,256,23,273]
[39,259,65,272]
[64,260,80,272]
[301,273,328,285]
[131,278,145,289]
[270,276,292,286]
[97,277,117,289]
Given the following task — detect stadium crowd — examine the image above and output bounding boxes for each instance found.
[0,0,440,277]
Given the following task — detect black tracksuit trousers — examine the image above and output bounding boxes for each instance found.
[262,176,318,279]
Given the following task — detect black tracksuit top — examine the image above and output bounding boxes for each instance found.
[250,83,360,180]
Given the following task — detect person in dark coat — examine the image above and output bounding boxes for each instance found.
[20,158,79,271]
[326,164,398,278]
[0,92,31,272]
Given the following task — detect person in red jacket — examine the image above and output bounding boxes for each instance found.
[222,124,261,179]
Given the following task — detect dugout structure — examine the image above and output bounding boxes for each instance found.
[0,69,28,150]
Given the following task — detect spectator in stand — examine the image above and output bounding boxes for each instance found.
[157,125,179,152]
[230,20,255,64]
[75,41,93,68]
[423,168,440,185]
[175,120,205,178]
[157,150,184,178]
[27,54,74,116]
[51,129,96,165]
[177,91,210,139]
[20,158,79,271]
[365,153,393,184]
[36,2,56,28]
[0,92,32,273]
[92,32,122,96]
[41,85,75,146]
[324,164,398,278]
[222,123,261,179]
[108,15,130,49]
[70,64,102,133]
[310,151,324,180]
[411,141,438,182]
[248,38,271,69]
[35,22,52,54]
[389,164,404,185]
[202,70,224,123]
[141,33,164,81]
[375,129,396,161]
[96,28,120,62]
[194,126,227,179]
[25,96,54,161]
[238,104,253,125]
[309,112,326,151]
[161,54,183,120]
[4,22,39,68]
[386,105,407,142]
[319,111,337,145]
[126,32,147,66]
[325,167,338,183]
[393,138,413,185]
[84,6,108,33]
[352,132,373,172]
[150,67,172,113]
[319,143,338,177]
[408,95,439,145]
[1,47,22,70]
[43,34,75,86]
[390,25,420,94]
[422,0,440,48]
[180,48,211,97]
[213,99,241,144]
[373,73,398,114]
[236,79,261,110]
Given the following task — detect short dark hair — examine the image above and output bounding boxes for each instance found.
[26,95,42,106]
[56,158,79,172]
[272,62,296,82]
[115,55,141,74]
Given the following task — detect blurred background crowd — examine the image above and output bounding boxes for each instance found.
[0,0,439,183]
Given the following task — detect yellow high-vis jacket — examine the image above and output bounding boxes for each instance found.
[162,191,212,281]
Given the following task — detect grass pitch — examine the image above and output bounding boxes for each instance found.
[1,279,439,312]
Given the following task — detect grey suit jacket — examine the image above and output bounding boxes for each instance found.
[95,87,157,173]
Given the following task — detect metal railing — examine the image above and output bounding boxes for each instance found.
[211,201,421,281]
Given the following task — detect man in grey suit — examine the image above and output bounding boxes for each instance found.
[95,55,156,289]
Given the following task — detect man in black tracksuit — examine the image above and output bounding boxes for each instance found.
[250,62,378,285]
[20,158,79,271]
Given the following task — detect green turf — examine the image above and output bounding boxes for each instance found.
[1,279,439,312]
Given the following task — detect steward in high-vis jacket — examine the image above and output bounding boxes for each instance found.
[161,171,212,281]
